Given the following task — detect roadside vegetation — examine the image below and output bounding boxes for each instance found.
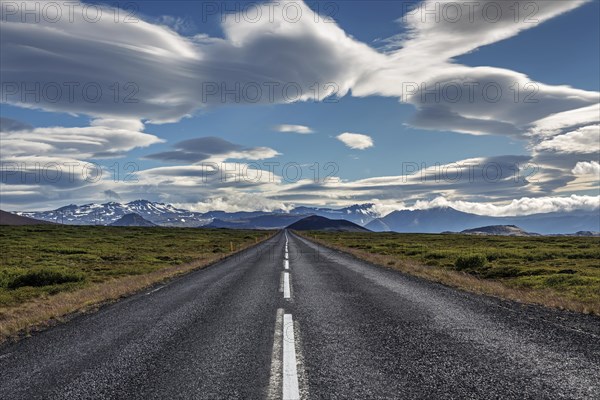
[300,232,600,314]
[0,225,271,341]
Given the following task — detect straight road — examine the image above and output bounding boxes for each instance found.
[1,231,599,399]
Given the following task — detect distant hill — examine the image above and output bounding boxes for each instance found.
[0,210,55,225]
[365,207,494,233]
[365,207,600,235]
[571,231,600,237]
[109,213,156,227]
[460,225,535,236]
[287,215,370,232]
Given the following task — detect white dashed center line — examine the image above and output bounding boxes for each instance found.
[283,314,300,400]
[283,271,291,299]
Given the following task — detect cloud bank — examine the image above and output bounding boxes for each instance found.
[1,0,598,213]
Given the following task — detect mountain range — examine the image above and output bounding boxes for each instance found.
[15,200,377,228]
[17,200,208,227]
[12,201,600,234]
[366,207,600,234]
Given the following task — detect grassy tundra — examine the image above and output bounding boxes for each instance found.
[0,225,271,341]
[302,231,600,314]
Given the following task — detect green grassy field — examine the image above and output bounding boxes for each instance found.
[0,225,268,307]
[304,232,600,313]
[0,225,270,339]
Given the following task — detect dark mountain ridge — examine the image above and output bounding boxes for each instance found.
[109,213,156,227]
[0,210,55,226]
[460,225,535,236]
[287,215,371,232]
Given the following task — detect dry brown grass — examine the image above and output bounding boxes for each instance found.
[0,236,272,343]
[300,233,599,315]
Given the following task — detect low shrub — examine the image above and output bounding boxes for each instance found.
[544,275,589,287]
[424,252,447,260]
[558,269,577,275]
[6,267,85,289]
[483,266,522,279]
[454,254,487,271]
[523,268,553,276]
[485,251,509,262]
[45,248,88,255]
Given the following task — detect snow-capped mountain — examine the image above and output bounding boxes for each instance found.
[16,201,380,228]
[18,200,209,227]
[14,201,600,233]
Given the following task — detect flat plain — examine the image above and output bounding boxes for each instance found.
[0,225,270,340]
[302,231,600,314]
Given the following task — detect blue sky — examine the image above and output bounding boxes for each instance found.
[1,0,599,214]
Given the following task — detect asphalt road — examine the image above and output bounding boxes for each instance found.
[1,230,599,399]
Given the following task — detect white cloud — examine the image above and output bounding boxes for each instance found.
[530,104,600,137]
[153,15,196,35]
[365,201,409,218]
[1,123,163,159]
[1,0,596,134]
[2,0,597,147]
[0,0,380,122]
[535,125,600,154]
[227,147,281,161]
[380,195,600,217]
[394,0,586,62]
[572,161,600,176]
[0,117,165,206]
[278,155,543,207]
[178,193,291,213]
[144,137,280,163]
[353,1,598,139]
[336,132,374,150]
[90,118,146,132]
[1,116,163,168]
[273,124,314,134]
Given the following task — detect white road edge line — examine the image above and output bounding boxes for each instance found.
[283,271,291,299]
[146,286,164,295]
[283,314,300,400]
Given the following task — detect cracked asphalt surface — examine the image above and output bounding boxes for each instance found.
[1,231,599,399]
